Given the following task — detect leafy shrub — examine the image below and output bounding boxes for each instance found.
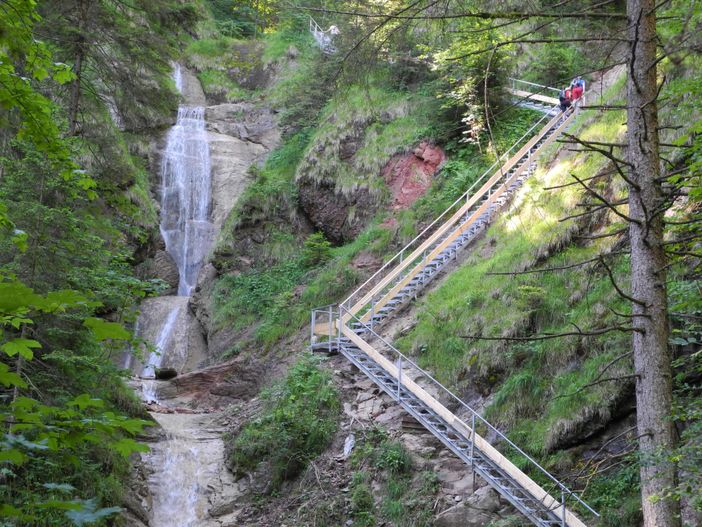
[521,43,589,86]
[350,472,375,527]
[375,440,412,475]
[228,355,339,489]
[586,463,642,527]
[302,232,332,268]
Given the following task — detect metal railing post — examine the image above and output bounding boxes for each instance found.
[328,304,333,353]
[337,305,342,346]
[561,491,566,527]
[370,298,375,332]
[397,356,402,401]
[470,413,476,489]
[470,413,475,466]
[311,309,316,349]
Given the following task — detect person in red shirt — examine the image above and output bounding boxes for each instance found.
[572,83,583,100]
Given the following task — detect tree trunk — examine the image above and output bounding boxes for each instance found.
[626,0,680,525]
[68,0,88,136]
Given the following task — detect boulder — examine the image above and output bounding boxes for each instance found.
[152,250,179,292]
[434,502,495,527]
[466,485,501,512]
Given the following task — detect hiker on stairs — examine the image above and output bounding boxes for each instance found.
[559,88,571,112]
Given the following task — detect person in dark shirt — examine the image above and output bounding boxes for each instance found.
[559,89,571,112]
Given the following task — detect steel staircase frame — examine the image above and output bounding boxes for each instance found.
[310,84,598,527]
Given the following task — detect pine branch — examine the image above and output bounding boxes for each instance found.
[598,255,646,306]
[300,5,628,20]
[460,325,635,341]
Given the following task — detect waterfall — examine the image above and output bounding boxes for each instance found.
[160,74,214,296]
[141,305,181,402]
[139,64,218,527]
[173,62,183,94]
[146,422,204,527]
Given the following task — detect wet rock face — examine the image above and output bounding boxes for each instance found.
[151,250,180,294]
[205,102,279,236]
[206,103,279,149]
[207,129,267,231]
[179,66,207,106]
[132,296,208,376]
[142,412,244,527]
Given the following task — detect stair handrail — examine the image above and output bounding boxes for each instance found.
[309,16,323,34]
[508,77,562,95]
[338,305,599,519]
[341,105,559,316]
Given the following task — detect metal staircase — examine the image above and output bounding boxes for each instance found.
[310,83,598,527]
[309,16,338,54]
[507,78,563,116]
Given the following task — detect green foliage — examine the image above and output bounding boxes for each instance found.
[301,232,332,268]
[219,130,309,235]
[0,276,148,524]
[396,102,630,457]
[213,258,307,337]
[348,429,437,527]
[188,36,238,58]
[375,440,412,475]
[521,44,590,87]
[429,18,511,145]
[297,82,444,199]
[228,355,339,490]
[350,473,376,527]
[197,68,256,101]
[0,0,86,193]
[40,0,187,131]
[585,463,642,527]
[0,1,189,523]
[265,34,334,128]
[262,24,314,64]
[408,106,541,222]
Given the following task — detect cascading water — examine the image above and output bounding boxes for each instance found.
[141,306,180,402]
[160,103,215,296]
[139,63,214,384]
[138,64,222,526]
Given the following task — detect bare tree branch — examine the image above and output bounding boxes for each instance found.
[598,255,646,306]
[555,351,634,399]
[460,325,636,341]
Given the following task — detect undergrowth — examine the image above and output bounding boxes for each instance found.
[212,101,541,352]
[228,355,339,490]
[347,427,438,527]
[396,95,630,451]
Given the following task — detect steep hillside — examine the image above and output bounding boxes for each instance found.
[2,1,701,527]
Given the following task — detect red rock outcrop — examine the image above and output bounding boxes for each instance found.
[383,142,446,209]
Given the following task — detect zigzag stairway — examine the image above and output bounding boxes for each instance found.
[311,81,598,527]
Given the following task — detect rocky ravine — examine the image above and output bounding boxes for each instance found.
[124,64,280,526]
